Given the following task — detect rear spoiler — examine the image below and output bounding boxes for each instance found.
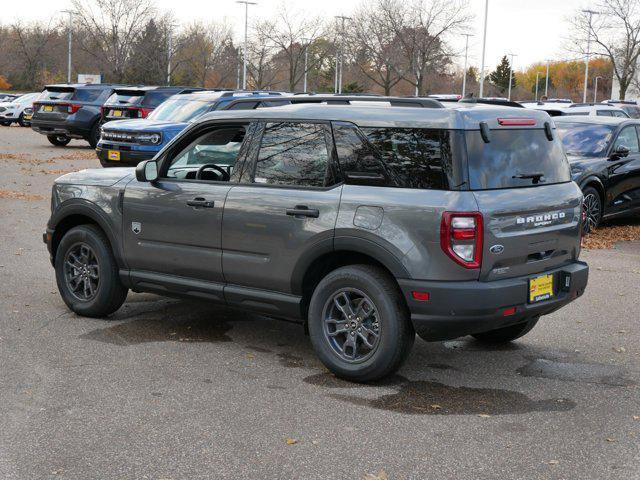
[220,95,444,110]
[43,85,76,93]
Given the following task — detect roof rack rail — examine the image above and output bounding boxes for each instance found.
[218,90,284,98]
[221,95,444,110]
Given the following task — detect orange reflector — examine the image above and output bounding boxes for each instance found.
[502,306,516,316]
[412,291,430,301]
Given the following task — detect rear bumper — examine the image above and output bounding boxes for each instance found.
[399,261,589,341]
[31,119,90,139]
[96,146,154,167]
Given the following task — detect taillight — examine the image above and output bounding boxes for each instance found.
[138,107,153,118]
[67,104,82,114]
[440,212,483,269]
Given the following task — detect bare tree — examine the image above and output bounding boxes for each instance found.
[380,0,470,95]
[9,21,59,88]
[254,7,326,92]
[71,0,155,82]
[569,0,640,99]
[348,2,405,95]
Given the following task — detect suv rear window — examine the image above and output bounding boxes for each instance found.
[38,89,73,101]
[143,90,178,107]
[70,88,103,102]
[106,92,144,106]
[466,129,571,190]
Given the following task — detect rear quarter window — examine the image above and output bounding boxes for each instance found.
[466,129,571,190]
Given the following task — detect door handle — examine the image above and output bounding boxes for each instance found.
[286,205,320,218]
[187,197,215,208]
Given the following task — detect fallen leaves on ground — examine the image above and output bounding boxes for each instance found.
[364,471,388,480]
[285,438,297,445]
[547,460,560,465]
[583,223,640,250]
[0,190,45,201]
[52,152,95,161]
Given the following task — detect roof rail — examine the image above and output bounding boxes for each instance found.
[220,95,444,110]
[218,90,284,98]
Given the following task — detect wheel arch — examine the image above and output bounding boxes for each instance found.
[580,176,606,202]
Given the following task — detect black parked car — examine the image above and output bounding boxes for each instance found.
[100,86,206,123]
[555,116,640,232]
[31,84,124,148]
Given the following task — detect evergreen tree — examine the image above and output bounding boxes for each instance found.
[489,55,515,93]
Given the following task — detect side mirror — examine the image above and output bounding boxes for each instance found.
[135,160,158,182]
[610,145,630,160]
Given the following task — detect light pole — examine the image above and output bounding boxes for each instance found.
[535,72,540,101]
[479,0,489,98]
[461,33,473,98]
[334,16,351,94]
[166,28,172,86]
[507,53,517,101]
[594,75,603,103]
[61,10,74,83]
[545,59,551,98]
[302,37,311,93]
[236,0,257,90]
[582,9,599,103]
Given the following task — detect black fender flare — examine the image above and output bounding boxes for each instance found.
[289,235,410,296]
[579,175,605,194]
[49,199,126,268]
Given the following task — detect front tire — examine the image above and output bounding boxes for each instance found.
[47,134,71,147]
[18,113,27,127]
[55,225,128,317]
[87,122,100,148]
[308,265,414,383]
[582,186,602,234]
[0,121,10,127]
[472,317,539,344]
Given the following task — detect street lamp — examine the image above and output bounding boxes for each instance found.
[236,0,257,90]
[167,27,172,86]
[479,0,489,98]
[334,16,351,94]
[545,59,551,98]
[302,37,311,93]
[535,72,540,101]
[594,75,603,103]
[61,10,75,84]
[507,52,517,101]
[461,33,473,98]
[582,9,599,103]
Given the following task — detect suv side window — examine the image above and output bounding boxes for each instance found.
[360,127,453,190]
[596,110,613,117]
[332,123,388,177]
[254,122,330,187]
[614,126,640,152]
[164,124,248,181]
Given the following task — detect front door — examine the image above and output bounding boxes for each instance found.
[222,121,342,298]
[123,123,251,297]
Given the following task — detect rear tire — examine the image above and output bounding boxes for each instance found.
[55,225,128,318]
[308,265,414,383]
[87,122,100,148]
[582,186,602,234]
[47,134,71,147]
[472,317,539,344]
[18,113,27,127]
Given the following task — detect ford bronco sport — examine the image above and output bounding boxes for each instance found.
[44,96,589,382]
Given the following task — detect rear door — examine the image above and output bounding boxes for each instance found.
[606,125,640,212]
[221,121,342,296]
[465,126,582,282]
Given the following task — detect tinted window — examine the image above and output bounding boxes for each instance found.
[71,88,103,102]
[556,122,615,157]
[360,127,454,190]
[254,122,329,187]
[148,98,212,122]
[614,126,640,152]
[612,110,629,118]
[466,129,570,189]
[332,124,387,177]
[38,89,73,101]
[596,110,613,117]
[166,126,246,181]
[143,90,179,107]
[621,106,640,119]
[106,92,144,106]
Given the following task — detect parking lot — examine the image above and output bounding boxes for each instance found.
[0,125,638,479]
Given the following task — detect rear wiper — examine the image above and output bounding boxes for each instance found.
[512,172,545,184]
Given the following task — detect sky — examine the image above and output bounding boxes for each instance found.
[2,0,590,72]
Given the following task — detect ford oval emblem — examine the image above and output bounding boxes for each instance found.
[490,244,505,255]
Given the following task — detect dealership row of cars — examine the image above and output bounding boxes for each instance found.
[1,84,639,233]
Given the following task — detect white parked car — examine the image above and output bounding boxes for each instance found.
[0,92,40,127]
[523,101,629,118]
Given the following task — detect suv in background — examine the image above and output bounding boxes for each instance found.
[31,84,122,147]
[565,103,629,118]
[0,92,40,126]
[97,90,285,166]
[601,100,640,119]
[555,115,640,232]
[100,86,205,123]
[44,97,588,382]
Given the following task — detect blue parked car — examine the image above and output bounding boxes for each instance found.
[96,90,285,167]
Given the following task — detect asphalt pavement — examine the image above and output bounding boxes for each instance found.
[0,126,638,479]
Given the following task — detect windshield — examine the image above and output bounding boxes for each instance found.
[555,122,615,157]
[466,129,571,190]
[148,98,212,122]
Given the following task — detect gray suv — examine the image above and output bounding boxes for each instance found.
[44,98,589,382]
